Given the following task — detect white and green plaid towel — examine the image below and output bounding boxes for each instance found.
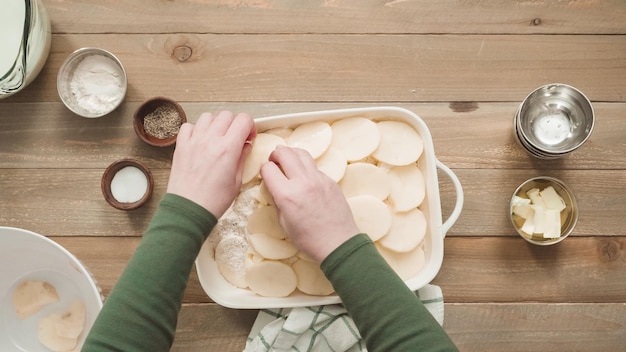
[244,284,444,352]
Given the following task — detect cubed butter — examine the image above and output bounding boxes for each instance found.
[540,186,566,212]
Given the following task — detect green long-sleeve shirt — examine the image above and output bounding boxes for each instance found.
[83,194,457,351]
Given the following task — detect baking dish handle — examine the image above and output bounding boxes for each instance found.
[436,160,463,237]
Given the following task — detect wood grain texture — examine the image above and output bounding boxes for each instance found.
[1,102,624,170]
[1,167,624,237]
[2,34,624,103]
[48,236,625,304]
[1,1,625,351]
[43,0,626,35]
[0,167,626,237]
[171,302,626,352]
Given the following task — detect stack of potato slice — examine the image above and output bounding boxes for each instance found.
[216,116,429,298]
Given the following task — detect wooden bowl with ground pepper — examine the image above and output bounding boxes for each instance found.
[133,97,186,147]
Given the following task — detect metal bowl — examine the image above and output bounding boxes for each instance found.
[57,48,127,118]
[516,84,594,157]
[510,176,578,246]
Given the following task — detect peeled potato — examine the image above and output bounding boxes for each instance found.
[266,127,293,139]
[38,300,85,352]
[378,208,427,253]
[376,244,426,281]
[245,261,297,297]
[316,146,348,182]
[256,181,274,206]
[247,205,286,239]
[13,280,60,319]
[330,117,381,162]
[215,235,249,288]
[53,300,85,340]
[372,121,424,166]
[286,121,332,159]
[292,260,334,295]
[387,164,426,211]
[339,162,390,201]
[242,133,286,184]
[245,246,265,268]
[347,195,392,241]
[248,233,299,260]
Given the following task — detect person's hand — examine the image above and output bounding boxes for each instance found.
[260,146,360,263]
[167,111,256,218]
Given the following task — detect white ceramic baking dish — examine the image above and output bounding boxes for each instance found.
[195,106,463,309]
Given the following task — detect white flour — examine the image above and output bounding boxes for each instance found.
[70,55,124,115]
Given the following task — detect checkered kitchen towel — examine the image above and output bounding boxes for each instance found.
[243,284,444,352]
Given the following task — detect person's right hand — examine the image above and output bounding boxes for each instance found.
[260,146,360,263]
[167,111,256,218]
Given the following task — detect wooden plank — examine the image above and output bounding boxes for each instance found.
[434,237,626,303]
[46,236,626,304]
[444,303,626,352]
[2,34,624,103]
[43,0,626,35]
[1,168,624,237]
[171,302,626,352]
[174,303,257,352]
[0,102,624,170]
[439,169,626,237]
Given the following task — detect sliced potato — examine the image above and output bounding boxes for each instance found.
[248,233,299,260]
[339,162,390,201]
[387,164,426,211]
[13,280,60,320]
[54,300,85,340]
[266,127,293,139]
[376,243,426,281]
[315,146,348,182]
[245,246,265,268]
[256,181,274,206]
[378,208,427,253]
[242,133,286,184]
[372,121,424,166]
[247,205,286,239]
[39,316,77,352]
[215,235,249,288]
[292,260,334,295]
[347,195,392,241]
[330,117,381,162]
[286,121,332,159]
[38,300,85,352]
[245,261,298,297]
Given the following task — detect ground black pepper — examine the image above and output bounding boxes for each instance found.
[143,105,182,139]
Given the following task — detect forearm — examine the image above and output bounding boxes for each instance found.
[83,194,216,352]
[321,234,458,352]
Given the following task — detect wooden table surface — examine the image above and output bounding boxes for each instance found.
[2,1,625,351]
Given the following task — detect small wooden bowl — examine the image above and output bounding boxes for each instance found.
[133,97,186,147]
[101,159,154,210]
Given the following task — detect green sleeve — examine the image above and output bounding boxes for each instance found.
[321,234,458,352]
[82,193,217,352]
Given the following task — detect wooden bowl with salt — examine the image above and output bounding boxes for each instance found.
[133,96,187,147]
[101,159,154,211]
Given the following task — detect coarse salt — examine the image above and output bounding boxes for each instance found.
[110,166,148,203]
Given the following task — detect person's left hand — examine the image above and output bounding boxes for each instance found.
[166,111,256,218]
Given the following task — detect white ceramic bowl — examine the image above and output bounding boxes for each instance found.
[195,106,464,309]
[0,227,102,351]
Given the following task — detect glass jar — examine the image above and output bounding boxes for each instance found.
[0,0,51,99]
